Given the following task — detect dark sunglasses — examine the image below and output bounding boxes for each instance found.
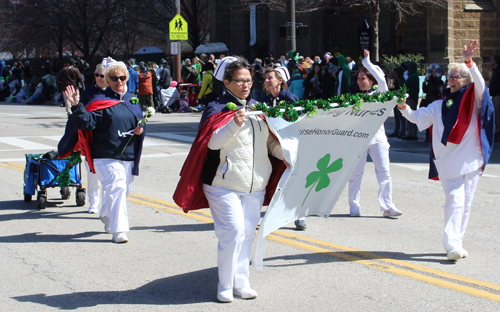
[109,75,126,82]
[94,73,105,78]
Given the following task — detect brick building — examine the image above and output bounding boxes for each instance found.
[209,0,499,75]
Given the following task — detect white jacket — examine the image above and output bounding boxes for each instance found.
[208,115,283,193]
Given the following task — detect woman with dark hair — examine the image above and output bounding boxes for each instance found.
[173,56,289,302]
[422,64,445,142]
[303,62,323,99]
[251,64,265,102]
[348,50,402,218]
[388,67,407,138]
[198,61,217,105]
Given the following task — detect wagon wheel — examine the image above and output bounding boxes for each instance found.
[37,192,47,209]
[76,188,86,206]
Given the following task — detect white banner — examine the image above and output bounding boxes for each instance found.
[249,5,256,46]
[252,98,398,269]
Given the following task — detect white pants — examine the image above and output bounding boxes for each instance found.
[441,169,480,252]
[348,141,396,212]
[84,160,101,210]
[203,184,265,290]
[94,159,134,234]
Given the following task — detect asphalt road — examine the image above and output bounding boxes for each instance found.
[1,101,500,311]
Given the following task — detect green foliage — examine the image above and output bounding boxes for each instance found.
[55,152,82,189]
[252,86,408,122]
[381,53,426,75]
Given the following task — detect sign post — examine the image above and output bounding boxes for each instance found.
[169,12,188,83]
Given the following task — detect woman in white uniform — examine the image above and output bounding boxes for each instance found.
[348,50,402,218]
[397,40,494,260]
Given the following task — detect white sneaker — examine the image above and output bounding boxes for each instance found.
[88,207,99,214]
[462,249,468,258]
[100,216,111,233]
[383,208,402,217]
[217,283,233,303]
[350,207,361,217]
[447,249,463,261]
[233,287,258,299]
[112,232,128,243]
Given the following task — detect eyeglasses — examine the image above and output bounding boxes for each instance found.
[109,76,126,82]
[230,79,252,86]
[448,74,468,80]
[94,73,105,78]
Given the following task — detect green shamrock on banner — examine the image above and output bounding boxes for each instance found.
[302,154,343,207]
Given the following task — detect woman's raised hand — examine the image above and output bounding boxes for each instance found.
[363,49,370,60]
[463,40,479,63]
[64,85,80,106]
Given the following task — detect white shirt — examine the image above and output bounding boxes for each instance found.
[362,57,388,145]
[400,64,485,181]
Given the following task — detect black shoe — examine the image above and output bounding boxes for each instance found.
[387,133,398,138]
[406,136,418,141]
[399,134,407,140]
[294,220,307,231]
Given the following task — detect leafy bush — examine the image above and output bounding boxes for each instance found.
[381,53,426,75]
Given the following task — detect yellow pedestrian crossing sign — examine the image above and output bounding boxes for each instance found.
[169,14,188,41]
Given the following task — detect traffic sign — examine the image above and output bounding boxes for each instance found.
[171,42,179,55]
[169,14,188,41]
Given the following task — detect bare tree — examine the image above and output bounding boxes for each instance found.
[64,0,121,63]
[239,0,448,60]
[181,0,210,50]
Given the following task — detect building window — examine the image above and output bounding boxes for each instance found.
[464,0,498,11]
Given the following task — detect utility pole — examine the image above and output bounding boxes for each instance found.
[286,0,296,52]
[174,0,181,82]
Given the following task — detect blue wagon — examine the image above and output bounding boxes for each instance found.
[23,153,86,209]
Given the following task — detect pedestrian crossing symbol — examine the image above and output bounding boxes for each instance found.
[169,14,188,41]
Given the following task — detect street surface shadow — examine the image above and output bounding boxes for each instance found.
[0,231,106,243]
[0,201,94,222]
[131,223,213,232]
[327,213,395,219]
[13,267,219,309]
[264,250,451,266]
[264,252,344,267]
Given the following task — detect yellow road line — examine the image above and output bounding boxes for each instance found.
[0,162,23,172]
[127,197,213,225]
[7,162,24,169]
[265,233,500,302]
[3,163,500,301]
[273,230,500,293]
[128,192,500,301]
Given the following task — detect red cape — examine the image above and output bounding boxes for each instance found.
[173,111,286,212]
[75,100,121,173]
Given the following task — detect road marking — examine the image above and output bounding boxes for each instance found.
[394,163,500,178]
[0,134,193,151]
[148,132,195,143]
[0,137,55,151]
[124,192,500,302]
[393,164,428,171]
[140,153,188,159]
[3,162,500,302]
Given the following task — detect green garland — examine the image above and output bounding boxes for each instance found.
[55,151,82,188]
[251,86,408,122]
